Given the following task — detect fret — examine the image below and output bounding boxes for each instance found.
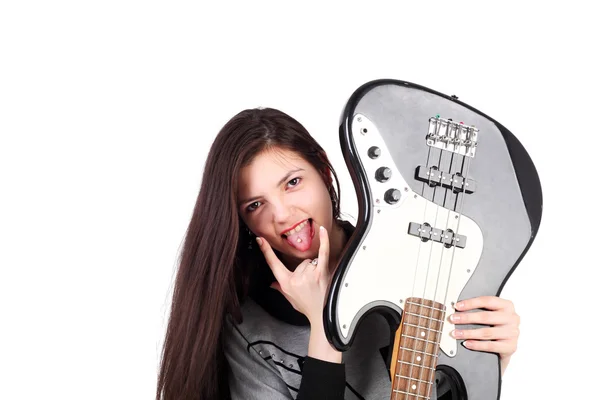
[402,325,442,341]
[398,351,437,369]
[392,389,430,399]
[403,314,444,332]
[406,300,445,313]
[404,311,443,323]
[399,339,438,356]
[397,360,435,371]
[401,334,441,346]
[395,374,432,385]
[404,322,442,333]
[404,310,443,321]
[395,363,436,381]
[398,347,438,359]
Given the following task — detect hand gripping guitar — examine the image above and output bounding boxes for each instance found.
[325,79,543,400]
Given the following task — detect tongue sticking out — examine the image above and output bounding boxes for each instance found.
[285,221,313,252]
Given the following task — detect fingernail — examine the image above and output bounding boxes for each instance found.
[451,329,463,338]
[320,226,325,231]
[450,314,460,322]
[463,340,472,348]
[455,302,464,309]
[256,237,262,246]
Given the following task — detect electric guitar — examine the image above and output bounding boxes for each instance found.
[325,79,542,399]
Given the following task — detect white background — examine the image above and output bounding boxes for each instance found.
[1,1,597,399]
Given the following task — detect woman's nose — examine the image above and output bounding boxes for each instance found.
[271,199,292,224]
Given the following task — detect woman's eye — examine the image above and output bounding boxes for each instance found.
[287,177,301,187]
[246,201,261,212]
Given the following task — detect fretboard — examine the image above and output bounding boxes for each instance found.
[390,297,446,400]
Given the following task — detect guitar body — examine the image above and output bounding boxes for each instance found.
[325,79,542,399]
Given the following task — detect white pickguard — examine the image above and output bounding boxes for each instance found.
[336,114,484,358]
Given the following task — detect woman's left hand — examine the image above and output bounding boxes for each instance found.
[449,296,520,376]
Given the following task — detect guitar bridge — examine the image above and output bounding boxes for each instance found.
[408,222,467,248]
[426,116,479,157]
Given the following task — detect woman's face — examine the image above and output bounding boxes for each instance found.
[238,147,333,263]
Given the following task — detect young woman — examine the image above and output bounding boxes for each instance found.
[156,108,521,399]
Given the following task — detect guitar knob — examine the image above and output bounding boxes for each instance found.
[375,167,392,182]
[368,146,381,159]
[384,189,401,204]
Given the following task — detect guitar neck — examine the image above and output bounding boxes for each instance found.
[389,297,446,400]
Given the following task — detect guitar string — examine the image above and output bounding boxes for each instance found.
[396,116,443,400]
[420,121,469,399]
[442,126,474,321]
[411,144,446,400]
[416,136,453,399]
[415,118,459,400]
[391,119,432,400]
[420,123,475,399]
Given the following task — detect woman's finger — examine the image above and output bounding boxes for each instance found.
[452,326,519,341]
[462,339,517,356]
[256,237,290,284]
[450,311,516,326]
[317,226,329,273]
[455,296,514,312]
[294,259,312,276]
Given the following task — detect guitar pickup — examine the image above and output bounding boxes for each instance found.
[415,166,476,194]
[408,222,466,249]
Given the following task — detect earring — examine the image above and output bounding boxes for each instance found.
[246,227,254,250]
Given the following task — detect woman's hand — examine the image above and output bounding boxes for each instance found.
[449,296,520,376]
[256,225,330,327]
[257,226,341,363]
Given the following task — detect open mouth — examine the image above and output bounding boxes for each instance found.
[281,218,312,238]
[281,218,315,252]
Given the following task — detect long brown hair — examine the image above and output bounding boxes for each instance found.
[156,108,341,399]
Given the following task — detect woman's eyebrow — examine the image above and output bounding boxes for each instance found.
[276,168,304,187]
[239,168,305,206]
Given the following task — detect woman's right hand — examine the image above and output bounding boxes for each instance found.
[256,225,330,327]
[257,226,341,363]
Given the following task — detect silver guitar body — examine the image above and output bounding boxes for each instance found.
[325,80,543,399]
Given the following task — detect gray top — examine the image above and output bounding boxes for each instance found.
[224,296,393,399]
